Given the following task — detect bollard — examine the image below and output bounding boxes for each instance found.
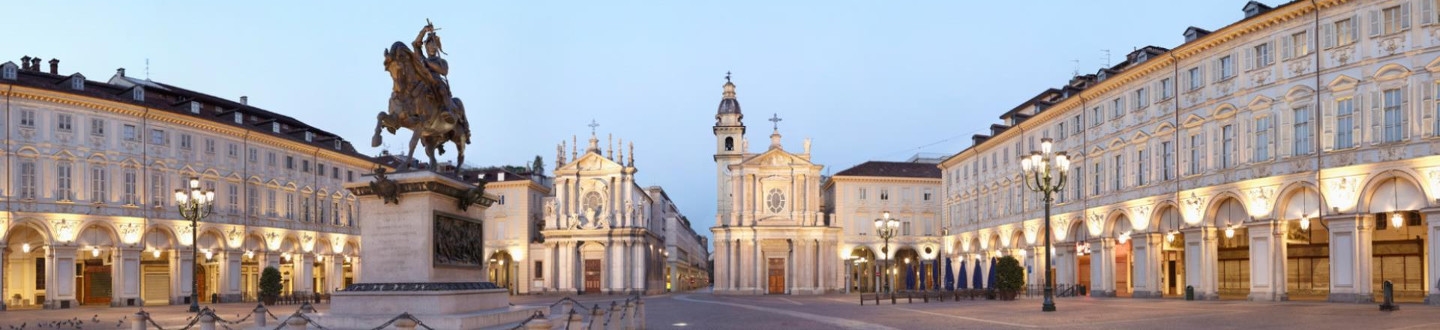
[525,316,553,330]
[636,299,646,330]
[1185,286,1194,301]
[394,318,418,330]
[568,309,585,330]
[1380,280,1400,311]
[133,311,148,330]
[607,301,623,330]
[286,317,308,330]
[254,304,269,328]
[590,304,605,330]
[561,299,575,319]
[199,313,217,330]
[624,300,637,330]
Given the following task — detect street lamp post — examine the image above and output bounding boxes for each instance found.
[1021,138,1068,312]
[873,211,899,293]
[174,177,216,313]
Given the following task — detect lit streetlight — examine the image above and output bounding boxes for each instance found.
[1020,138,1068,312]
[174,177,215,313]
[874,211,900,294]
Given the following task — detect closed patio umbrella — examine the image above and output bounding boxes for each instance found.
[933,260,942,291]
[905,263,915,290]
[987,257,998,290]
[958,259,969,290]
[944,257,955,291]
[971,258,983,289]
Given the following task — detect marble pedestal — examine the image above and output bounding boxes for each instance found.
[318,171,539,329]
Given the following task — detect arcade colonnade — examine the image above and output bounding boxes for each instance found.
[953,168,1438,303]
[1,218,359,309]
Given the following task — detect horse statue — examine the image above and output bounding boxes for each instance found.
[372,20,471,173]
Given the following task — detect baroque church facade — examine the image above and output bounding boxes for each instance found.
[711,76,842,295]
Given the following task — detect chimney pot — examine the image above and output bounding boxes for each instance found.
[30,58,40,71]
[20,56,32,70]
[48,58,59,75]
[117,68,126,77]
[240,96,248,105]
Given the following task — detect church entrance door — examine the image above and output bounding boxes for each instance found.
[584,259,601,293]
[767,258,785,294]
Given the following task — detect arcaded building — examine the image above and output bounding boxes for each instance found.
[942,0,1440,304]
[1,59,371,309]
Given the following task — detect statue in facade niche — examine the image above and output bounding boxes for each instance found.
[372,19,472,173]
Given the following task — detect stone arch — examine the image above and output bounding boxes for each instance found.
[1284,85,1315,104]
[1101,208,1133,237]
[1211,103,1239,119]
[1151,203,1184,233]
[196,229,227,253]
[74,221,119,248]
[1276,181,1327,221]
[1206,194,1250,228]
[1008,229,1027,250]
[1067,220,1091,243]
[1360,170,1427,214]
[142,225,177,252]
[4,217,54,245]
[243,234,266,253]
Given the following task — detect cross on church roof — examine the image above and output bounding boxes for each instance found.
[769,113,782,130]
[725,71,731,82]
[588,119,600,135]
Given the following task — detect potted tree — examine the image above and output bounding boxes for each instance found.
[260,266,283,305]
[994,256,1025,301]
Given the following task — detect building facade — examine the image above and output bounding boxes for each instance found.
[0,60,370,309]
[653,186,711,292]
[535,131,693,295]
[462,167,551,295]
[824,159,942,293]
[711,76,842,295]
[942,0,1440,304]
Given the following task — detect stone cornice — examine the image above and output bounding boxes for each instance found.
[948,0,1341,167]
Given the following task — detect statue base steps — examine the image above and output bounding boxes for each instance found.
[317,288,540,329]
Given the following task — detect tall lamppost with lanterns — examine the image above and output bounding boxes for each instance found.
[874,211,899,293]
[1020,138,1068,312]
[174,177,215,313]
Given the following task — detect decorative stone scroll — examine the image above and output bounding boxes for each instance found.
[433,212,484,268]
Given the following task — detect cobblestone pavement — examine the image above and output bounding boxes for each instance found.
[4,291,1439,329]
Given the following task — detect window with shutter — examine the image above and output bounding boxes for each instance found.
[1294,106,1312,155]
[1336,98,1355,149]
[1222,124,1235,168]
[1384,88,1403,143]
[1321,102,1335,151]
[1423,0,1435,25]
[1426,82,1436,137]
[1370,10,1382,37]
[1256,116,1272,162]
[1323,19,1336,49]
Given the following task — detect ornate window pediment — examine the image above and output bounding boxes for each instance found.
[766,188,785,213]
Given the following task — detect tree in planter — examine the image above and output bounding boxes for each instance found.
[260,266,283,305]
[994,256,1025,301]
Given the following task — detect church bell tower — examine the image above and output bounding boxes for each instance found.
[714,72,745,227]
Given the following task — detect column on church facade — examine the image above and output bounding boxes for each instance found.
[1326,214,1373,303]
[633,240,645,293]
[732,176,743,227]
[751,238,762,293]
[556,242,571,292]
[111,247,141,307]
[1182,226,1219,300]
[1131,233,1164,298]
[750,175,758,223]
[1247,220,1286,301]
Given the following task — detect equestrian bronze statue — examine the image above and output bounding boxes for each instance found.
[372,20,472,173]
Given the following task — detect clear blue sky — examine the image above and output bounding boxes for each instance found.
[11,1,1257,244]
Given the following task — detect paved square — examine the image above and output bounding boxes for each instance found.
[4,290,1439,329]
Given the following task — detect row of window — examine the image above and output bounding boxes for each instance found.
[8,159,355,226]
[855,187,934,202]
[16,109,359,182]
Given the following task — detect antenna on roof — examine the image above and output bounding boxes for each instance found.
[1071,59,1080,76]
[1101,49,1111,67]
[145,58,150,80]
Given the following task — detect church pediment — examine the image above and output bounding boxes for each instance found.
[558,152,623,173]
[742,148,813,168]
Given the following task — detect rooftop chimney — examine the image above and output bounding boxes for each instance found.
[117,67,126,77]
[48,58,58,75]
[240,96,248,105]
[20,56,31,70]
[30,58,40,71]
